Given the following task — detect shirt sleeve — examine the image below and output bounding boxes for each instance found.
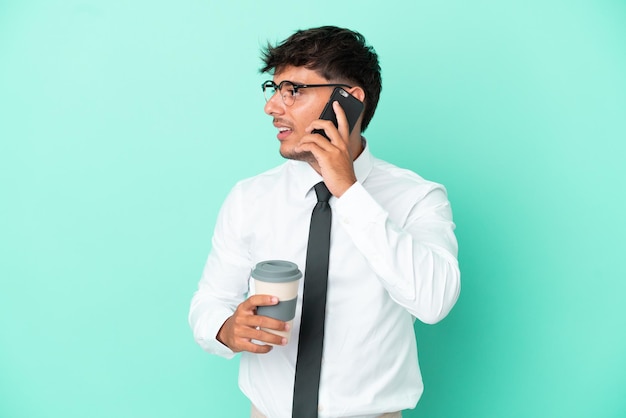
[188,184,251,358]
[333,181,460,324]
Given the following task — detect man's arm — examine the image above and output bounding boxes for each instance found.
[188,185,288,356]
[335,181,460,324]
[295,101,460,323]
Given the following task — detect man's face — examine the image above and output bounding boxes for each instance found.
[264,66,335,162]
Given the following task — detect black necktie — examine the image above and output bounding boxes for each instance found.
[292,182,332,418]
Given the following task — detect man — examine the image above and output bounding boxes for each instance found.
[189,26,460,418]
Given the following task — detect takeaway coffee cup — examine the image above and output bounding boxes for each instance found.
[252,260,302,343]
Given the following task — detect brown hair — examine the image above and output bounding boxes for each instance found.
[260,26,382,132]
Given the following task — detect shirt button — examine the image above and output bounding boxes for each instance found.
[342,216,350,224]
[318,404,324,412]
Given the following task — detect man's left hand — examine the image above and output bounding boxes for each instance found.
[296,101,358,197]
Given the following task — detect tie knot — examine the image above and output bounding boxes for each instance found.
[314,182,331,203]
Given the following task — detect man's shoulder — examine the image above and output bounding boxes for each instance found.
[363,156,449,212]
[238,162,287,183]
[369,156,442,190]
[230,162,291,196]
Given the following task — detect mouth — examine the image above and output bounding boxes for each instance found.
[275,124,293,140]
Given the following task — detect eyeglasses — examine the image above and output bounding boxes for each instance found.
[262,80,352,106]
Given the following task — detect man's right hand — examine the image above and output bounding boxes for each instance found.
[216,294,289,353]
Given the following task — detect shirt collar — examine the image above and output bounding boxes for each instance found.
[289,137,374,198]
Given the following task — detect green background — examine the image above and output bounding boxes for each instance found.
[1,0,625,417]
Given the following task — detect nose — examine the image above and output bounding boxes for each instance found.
[264,91,284,116]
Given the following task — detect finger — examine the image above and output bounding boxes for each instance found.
[332,101,350,141]
[293,138,328,162]
[255,331,288,347]
[255,314,290,333]
[243,326,288,346]
[234,338,274,354]
[244,294,279,309]
[236,312,288,334]
[306,118,348,150]
[235,298,290,331]
[248,344,273,354]
[306,119,339,141]
[233,310,286,333]
[294,130,333,158]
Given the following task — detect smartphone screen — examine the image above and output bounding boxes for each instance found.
[312,87,364,140]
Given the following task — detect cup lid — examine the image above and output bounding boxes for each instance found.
[252,260,302,283]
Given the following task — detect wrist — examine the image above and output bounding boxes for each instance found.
[333,178,357,198]
[216,317,231,348]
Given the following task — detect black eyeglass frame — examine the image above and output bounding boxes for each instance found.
[261,80,352,104]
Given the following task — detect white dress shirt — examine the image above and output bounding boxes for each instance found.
[189,142,460,418]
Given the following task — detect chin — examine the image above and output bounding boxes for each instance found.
[280,147,315,163]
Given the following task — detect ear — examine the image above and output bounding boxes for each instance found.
[347,86,365,102]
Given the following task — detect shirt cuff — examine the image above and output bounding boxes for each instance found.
[334,181,387,229]
[193,305,237,359]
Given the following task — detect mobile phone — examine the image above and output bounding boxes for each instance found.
[312,87,364,140]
